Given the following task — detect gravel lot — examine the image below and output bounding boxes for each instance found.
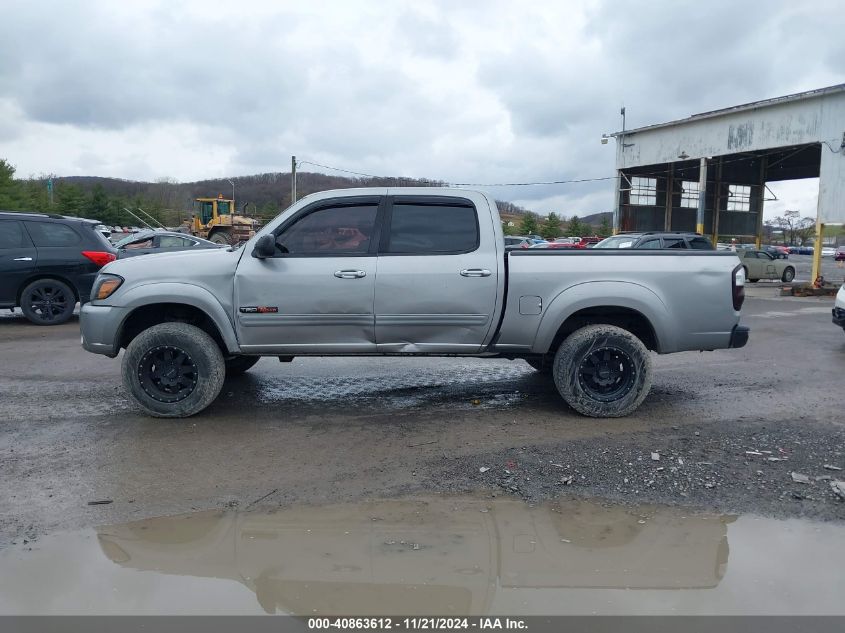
[0,288,843,547]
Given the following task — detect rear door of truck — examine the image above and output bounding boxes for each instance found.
[373,193,501,353]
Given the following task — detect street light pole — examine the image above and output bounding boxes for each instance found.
[291,156,297,203]
[226,179,235,201]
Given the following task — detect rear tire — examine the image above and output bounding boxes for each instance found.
[225,355,261,376]
[781,267,795,282]
[20,278,76,325]
[552,324,652,418]
[122,322,225,418]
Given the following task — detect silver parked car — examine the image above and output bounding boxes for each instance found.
[115,230,225,259]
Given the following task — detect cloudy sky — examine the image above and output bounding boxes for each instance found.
[1,0,843,218]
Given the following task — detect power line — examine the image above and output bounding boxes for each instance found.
[296,143,821,190]
[296,159,386,180]
[449,176,618,187]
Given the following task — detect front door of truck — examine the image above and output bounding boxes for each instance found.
[374,196,498,353]
[234,197,382,353]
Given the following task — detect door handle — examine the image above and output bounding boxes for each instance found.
[460,268,491,277]
[334,270,366,279]
[13,257,33,262]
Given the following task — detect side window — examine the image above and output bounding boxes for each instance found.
[663,237,687,249]
[24,221,81,247]
[688,237,713,250]
[277,204,378,255]
[744,251,757,259]
[635,238,661,249]
[0,220,27,249]
[159,235,191,248]
[126,237,154,249]
[385,202,478,254]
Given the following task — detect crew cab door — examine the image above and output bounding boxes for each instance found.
[234,196,382,353]
[0,219,36,306]
[374,194,499,353]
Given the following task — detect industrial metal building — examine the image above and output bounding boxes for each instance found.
[610,84,845,279]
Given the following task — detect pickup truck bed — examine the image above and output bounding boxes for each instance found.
[81,187,748,419]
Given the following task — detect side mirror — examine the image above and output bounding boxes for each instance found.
[252,234,277,259]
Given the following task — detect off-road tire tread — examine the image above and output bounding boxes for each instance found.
[121,322,225,418]
[552,324,652,418]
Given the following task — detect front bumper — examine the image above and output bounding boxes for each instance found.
[833,307,845,329]
[80,303,128,357]
[728,324,750,349]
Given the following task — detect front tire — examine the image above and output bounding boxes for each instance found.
[781,267,795,282]
[552,324,652,418]
[20,279,76,325]
[122,322,225,418]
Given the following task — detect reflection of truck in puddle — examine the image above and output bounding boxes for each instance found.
[97,497,733,615]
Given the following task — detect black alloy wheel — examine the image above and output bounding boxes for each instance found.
[20,279,76,325]
[576,346,636,402]
[137,345,198,404]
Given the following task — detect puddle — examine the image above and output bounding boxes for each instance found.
[1,495,843,615]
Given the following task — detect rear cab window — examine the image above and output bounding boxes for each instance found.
[383,198,479,254]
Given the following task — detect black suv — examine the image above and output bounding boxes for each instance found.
[593,232,714,250]
[0,211,117,325]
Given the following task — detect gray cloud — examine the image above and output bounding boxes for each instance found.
[0,0,842,216]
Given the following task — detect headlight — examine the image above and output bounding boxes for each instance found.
[93,274,124,301]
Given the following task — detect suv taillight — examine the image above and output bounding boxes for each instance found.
[732,264,745,311]
[82,251,116,267]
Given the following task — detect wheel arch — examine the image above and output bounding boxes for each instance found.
[114,284,239,354]
[532,282,672,355]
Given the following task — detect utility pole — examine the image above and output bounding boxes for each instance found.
[291,155,297,203]
[227,179,235,201]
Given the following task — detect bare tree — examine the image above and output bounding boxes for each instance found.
[773,210,815,245]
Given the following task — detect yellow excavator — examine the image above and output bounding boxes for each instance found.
[186,194,259,245]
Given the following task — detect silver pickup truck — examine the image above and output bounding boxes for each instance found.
[81,187,748,419]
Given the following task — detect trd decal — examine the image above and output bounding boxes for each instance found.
[239,306,279,313]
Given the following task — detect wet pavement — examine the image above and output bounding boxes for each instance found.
[1,495,844,615]
[0,293,843,562]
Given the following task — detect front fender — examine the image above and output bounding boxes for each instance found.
[532,281,676,354]
[114,282,240,354]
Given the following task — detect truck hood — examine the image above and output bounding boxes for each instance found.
[102,246,242,281]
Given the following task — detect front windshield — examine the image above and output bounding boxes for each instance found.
[593,235,636,249]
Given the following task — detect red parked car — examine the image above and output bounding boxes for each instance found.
[574,236,604,248]
[835,246,845,262]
